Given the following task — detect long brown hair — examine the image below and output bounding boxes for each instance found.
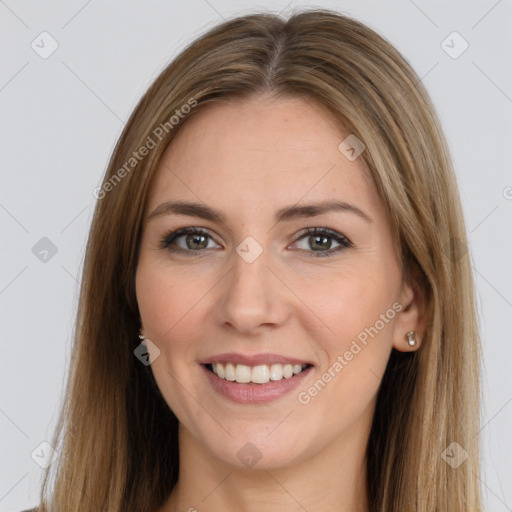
[38,9,482,511]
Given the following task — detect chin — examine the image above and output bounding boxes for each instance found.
[195,423,315,471]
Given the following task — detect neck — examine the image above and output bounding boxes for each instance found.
[160,422,370,512]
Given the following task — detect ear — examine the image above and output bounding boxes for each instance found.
[392,278,427,352]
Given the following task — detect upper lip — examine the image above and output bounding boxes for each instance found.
[198,352,313,367]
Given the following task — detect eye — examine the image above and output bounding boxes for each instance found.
[290,227,352,257]
[159,226,352,258]
[160,227,221,254]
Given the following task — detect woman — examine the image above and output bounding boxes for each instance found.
[26,9,482,512]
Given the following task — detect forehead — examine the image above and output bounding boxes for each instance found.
[147,96,382,220]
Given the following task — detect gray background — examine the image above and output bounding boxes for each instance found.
[1,1,511,510]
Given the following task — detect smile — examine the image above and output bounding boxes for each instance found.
[200,352,314,403]
[207,362,310,384]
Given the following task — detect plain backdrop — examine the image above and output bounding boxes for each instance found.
[1,1,511,510]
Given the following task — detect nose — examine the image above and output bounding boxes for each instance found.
[214,247,292,336]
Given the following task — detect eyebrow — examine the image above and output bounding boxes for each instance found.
[146,200,372,224]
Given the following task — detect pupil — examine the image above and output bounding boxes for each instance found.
[311,235,330,251]
[187,234,208,249]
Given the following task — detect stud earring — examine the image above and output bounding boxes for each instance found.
[138,333,145,342]
[406,331,416,347]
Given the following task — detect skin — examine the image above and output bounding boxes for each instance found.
[135,95,425,512]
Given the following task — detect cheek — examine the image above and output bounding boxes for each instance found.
[291,264,399,348]
[135,259,209,343]
[135,262,205,412]
[289,263,399,415]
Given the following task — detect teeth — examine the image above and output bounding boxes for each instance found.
[252,365,270,384]
[225,363,236,381]
[210,362,308,384]
[235,364,251,383]
[269,364,283,381]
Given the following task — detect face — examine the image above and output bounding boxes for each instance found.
[135,95,417,470]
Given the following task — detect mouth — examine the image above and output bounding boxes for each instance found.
[199,353,314,403]
[204,362,312,384]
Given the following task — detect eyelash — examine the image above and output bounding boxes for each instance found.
[159,227,352,258]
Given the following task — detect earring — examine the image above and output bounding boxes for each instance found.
[406,331,416,347]
[138,333,145,342]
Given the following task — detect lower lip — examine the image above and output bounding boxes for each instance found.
[202,365,313,404]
